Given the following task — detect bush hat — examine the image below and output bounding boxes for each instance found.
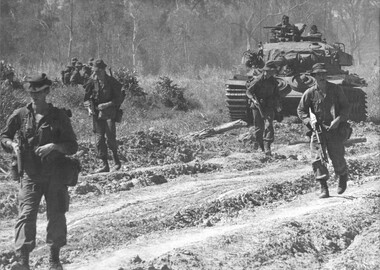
[93,59,107,69]
[262,60,277,71]
[310,63,327,74]
[71,57,78,62]
[88,57,95,66]
[25,73,52,92]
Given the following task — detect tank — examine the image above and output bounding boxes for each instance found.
[225,27,367,124]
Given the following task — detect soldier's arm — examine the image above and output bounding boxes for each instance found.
[297,90,312,126]
[336,85,350,122]
[246,78,259,100]
[0,110,22,153]
[54,111,78,155]
[111,78,123,107]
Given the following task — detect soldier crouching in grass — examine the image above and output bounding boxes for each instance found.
[84,59,123,173]
[1,74,78,270]
[297,63,351,198]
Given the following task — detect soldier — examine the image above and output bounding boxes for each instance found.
[1,73,78,270]
[84,59,123,173]
[297,63,350,198]
[246,60,282,156]
[70,61,83,85]
[276,15,296,36]
[81,65,92,85]
[307,25,322,40]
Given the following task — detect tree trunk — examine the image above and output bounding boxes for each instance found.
[67,0,74,60]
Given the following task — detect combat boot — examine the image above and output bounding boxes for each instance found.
[11,247,30,270]
[49,247,63,270]
[318,179,330,198]
[95,158,109,173]
[337,173,348,194]
[111,152,121,172]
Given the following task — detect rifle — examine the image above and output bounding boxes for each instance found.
[309,108,328,164]
[313,123,329,165]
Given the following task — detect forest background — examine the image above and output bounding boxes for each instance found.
[1,0,379,75]
[1,0,380,139]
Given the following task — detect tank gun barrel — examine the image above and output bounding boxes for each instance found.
[263,26,282,30]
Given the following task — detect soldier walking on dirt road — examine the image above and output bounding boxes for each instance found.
[246,60,282,156]
[84,59,123,173]
[1,73,78,270]
[297,63,351,198]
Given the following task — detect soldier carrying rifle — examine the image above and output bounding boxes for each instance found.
[246,60,282,156]
[297,63,351,198]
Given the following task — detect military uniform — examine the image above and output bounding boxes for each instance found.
[297,63,350,198]
[1,73,78,269]
[84,59,122,172]
[246,61,281,154]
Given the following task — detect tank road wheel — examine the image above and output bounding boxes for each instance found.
[225,77,252,125]
[342,86,367,122]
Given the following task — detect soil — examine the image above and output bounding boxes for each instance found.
[0,120,379,270]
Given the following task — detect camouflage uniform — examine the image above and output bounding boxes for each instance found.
[297,82,350,178]
[246,70,280,153]
[1,103,78,253]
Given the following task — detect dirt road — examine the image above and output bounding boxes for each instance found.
[0,123,379,270]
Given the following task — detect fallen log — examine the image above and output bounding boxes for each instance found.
[184,120,248,139]
[288,137,367,146]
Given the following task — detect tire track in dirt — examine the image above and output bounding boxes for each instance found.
[64,178,380,270]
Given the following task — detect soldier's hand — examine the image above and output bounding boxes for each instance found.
[87,107,94,116]
[35,143,56,158]
[97,103,106,110]
[328,117,341,131]
[310,118,317,130]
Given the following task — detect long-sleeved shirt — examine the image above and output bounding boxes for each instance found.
[1,103,78,180]
[297,82,350,126]
[246,74,280,112]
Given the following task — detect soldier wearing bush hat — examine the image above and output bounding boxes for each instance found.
[84,59,124,173]
[297,63,351,199]
[70,62,84,85]
[246,60,282,156]
[1,73,78,270]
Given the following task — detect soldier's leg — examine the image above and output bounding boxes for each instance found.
[94,119,109,172]
[94,119,108,159]
[14,179,43,267]
[326,130,348,194]
[251,109,265,151]
[105,119,121,171]
[263,111,274,155]
[45,180,69,269]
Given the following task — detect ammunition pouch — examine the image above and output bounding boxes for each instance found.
[337,122,352,142]
[57,156,81,186]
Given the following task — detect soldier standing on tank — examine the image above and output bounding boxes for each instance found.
[84,59,123,173]
[297,63,351,198]
[246,60,282,156]
[1,73,78,270]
